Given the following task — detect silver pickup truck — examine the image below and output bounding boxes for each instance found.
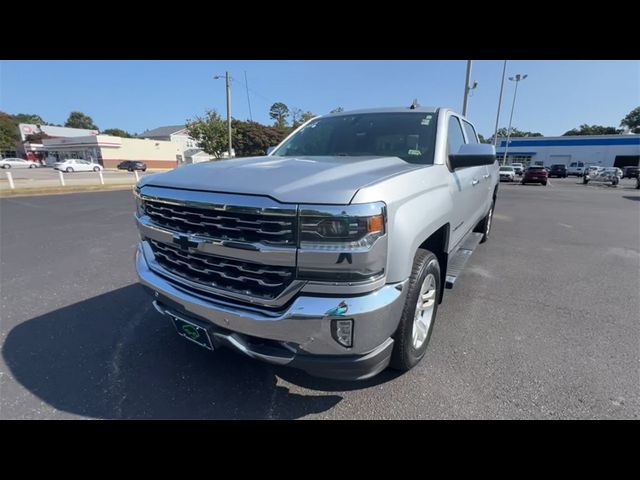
[134,106,499,380]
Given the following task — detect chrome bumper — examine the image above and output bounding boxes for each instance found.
[136,243,407,357]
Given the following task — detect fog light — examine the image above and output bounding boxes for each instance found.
[332,319,353,348]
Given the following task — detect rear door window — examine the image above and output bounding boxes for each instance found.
[461,120,479,144]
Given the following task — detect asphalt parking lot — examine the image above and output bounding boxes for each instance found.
[1,177,638,419]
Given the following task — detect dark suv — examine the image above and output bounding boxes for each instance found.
[522,166,548,185]
[622,166,639,179]
[548,164,567,178]
[118,160,147,172]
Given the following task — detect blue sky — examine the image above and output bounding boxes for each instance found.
[1,60,638,137]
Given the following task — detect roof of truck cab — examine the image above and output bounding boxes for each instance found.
[326,106,440,116]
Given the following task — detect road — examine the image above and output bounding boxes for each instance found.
[1,177,639,419]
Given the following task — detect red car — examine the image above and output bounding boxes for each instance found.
[522,166,548,186]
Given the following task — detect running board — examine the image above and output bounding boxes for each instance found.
[445,232,483,289]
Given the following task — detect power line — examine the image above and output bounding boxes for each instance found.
[230,76,305,119]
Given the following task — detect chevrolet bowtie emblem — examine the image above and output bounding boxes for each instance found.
[173,234,199,250]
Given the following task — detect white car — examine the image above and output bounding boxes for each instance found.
[0,157,39,169]
[499,166,516,182]
[54,159,103,173]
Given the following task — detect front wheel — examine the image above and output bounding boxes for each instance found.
[583,177,589,184]
[93,166,100,172]
[29,164,36,168]
[2,164,10,169]
[66,167,74,173]
[390,249,440,372]
[542,181,547,186]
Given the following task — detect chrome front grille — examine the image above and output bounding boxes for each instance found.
[148,239,295,300]
[142,199,296,246]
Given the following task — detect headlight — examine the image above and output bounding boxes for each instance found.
[299,202,386,249]
[297,202,387,284]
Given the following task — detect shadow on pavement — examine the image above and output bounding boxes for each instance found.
[2,284,343,419]
[622,196,640,201]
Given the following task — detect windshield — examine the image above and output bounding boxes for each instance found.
[500,167,514,171]
[272,112,438,164]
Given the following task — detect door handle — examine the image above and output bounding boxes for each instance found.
[472,179,479,186]
[483,174,490,179]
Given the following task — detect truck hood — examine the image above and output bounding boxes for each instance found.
[141,155,424,204]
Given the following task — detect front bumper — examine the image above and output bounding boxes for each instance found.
[136,243,407,380]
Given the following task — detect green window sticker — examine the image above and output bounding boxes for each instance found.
[408,149,422,156]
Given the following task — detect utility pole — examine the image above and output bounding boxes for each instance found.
[502,73,528,165]
[214,72,233,158]
[493,60,507,146]
[225,71,232,158]
[462,60,478,117]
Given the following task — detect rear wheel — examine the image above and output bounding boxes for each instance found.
[583,177,589,184]
[390,249,440,372]
[66,167,74,173]
[93,166,100,172]
[542,181,547,186]
[29,164,36,168]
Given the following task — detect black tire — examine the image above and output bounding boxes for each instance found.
[583,177,589,184]
[612,178,619,186]
[542,181,547,186]
[128,168,133,172]
[390,249,440,372]
[93,166,100,172]
[66,167,73,173]
[142,167,147,172]
[29,164,36,168]
[3,164,10,169]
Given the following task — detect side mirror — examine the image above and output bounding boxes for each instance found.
[266,146,277,155]
[449,144,496,170]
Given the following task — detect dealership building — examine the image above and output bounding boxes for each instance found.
[496,134,640,168]
[42,135,182,168]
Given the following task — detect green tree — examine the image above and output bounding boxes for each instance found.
[563,124,622,136]
[330,107,344,113]
[186,110,229,158]
[0,112,19,151]
[300,111,316,123]
[64,111,98,130]
[102,128,133,138]
[232,120,290,157]
[269,102,290,128]
[620,106,640,134]
[13,113,46,125]
[290,109,316,129]
[477,133,488,143]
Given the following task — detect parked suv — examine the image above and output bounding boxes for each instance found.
[134,107,499,380]
[118,160,147,172]
[521,166,548,185]
[622,166,639,179]
[548,164,567,178]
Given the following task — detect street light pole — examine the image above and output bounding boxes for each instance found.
[214,72,233,158]
[493,60,507,147]
[462,60,478,117]
[501,73,527,165]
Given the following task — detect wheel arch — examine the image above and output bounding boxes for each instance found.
[417,223,450,304]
